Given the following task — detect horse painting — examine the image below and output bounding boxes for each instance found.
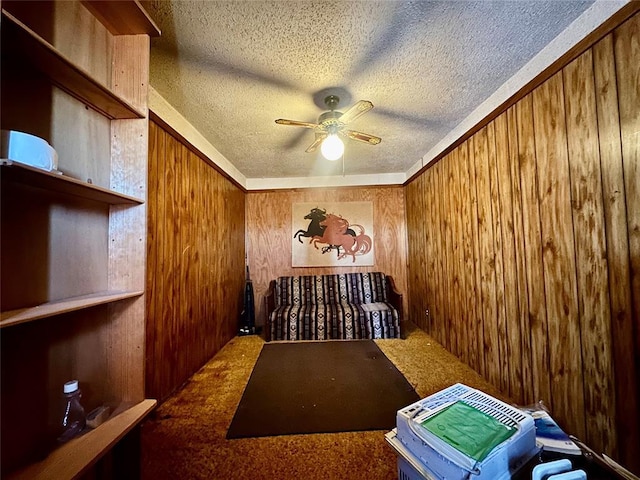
[293,207,326,243]
[311,213,372,262]
[294,207,356,244]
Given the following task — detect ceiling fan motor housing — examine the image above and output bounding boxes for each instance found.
[324,94,340,110]
[318,110,343,125]
[319,95,343,131]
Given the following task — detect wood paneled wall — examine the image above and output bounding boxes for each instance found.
[246,187,408,326]
[146,120,246,402]
[405,13,640,469]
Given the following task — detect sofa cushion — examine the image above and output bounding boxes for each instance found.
[354,302,400,339]
[270,304,331,340]
[275,272,389,307]
[275,275,340,306]
[336,272,388,304]
[269,301,400,341]
[275,275,314,306]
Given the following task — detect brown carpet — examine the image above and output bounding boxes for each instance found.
[141,322,506,480]
[226,340,419,439]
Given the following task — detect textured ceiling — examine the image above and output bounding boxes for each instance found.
[144,0,595,182]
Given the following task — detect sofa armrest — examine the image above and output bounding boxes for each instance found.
[264,280,277,341]
[386,276,403,322]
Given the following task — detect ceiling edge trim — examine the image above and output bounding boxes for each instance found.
[246,173,406,191]
[406,0,630,182]
[148,86,248,188]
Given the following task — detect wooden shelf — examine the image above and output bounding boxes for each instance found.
[82,0,161,37]
[1,2,152,476]
[0,161,144,205]
[7,399,157,480]
[1,9,145,120]
[0,291,144,328]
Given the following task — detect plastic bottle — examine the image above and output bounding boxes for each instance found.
[57,380,86,443]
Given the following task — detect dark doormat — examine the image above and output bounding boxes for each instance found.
[226,340,419,439]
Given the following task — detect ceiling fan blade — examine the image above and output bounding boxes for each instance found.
[305,132,328,153]
[338,100,373,125]
[343,129,381,145]
[275,119,319,129]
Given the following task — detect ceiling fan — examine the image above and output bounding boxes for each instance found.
[275,95,381,160]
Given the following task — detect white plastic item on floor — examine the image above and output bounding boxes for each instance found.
[392,383,539,480]
[548,471,587,480]
[532,459,573,480]
[1,130,58,171]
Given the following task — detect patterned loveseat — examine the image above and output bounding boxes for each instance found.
[264,272,402,341]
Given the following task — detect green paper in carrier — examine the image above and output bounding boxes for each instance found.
[421,401,517,462]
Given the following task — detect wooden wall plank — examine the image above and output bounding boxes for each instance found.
[417,174,430,331]
[429,172,439,334]
[614,18,640,467]
[515,94,552,409]
[422,174,433,331]
[425,169,437,338]
[145,121,159,397]
[423,173,436,333]
[455,151,468,361]
[447,156,459,355]
[440,163,449,348]
[434,162,447,348]
[466,138,485,376]
[164,126,178,391]
[487,122,510,395]
[230,181,246,340]
[451,154,461,356]
[151,125,167,399]
[458,139,480,372]
[532,71,585,438]
[506,105,534,404]
[422,171,432,336]
[474,126,499,385]
[421,171,434,336]
[145,120,245,402]
[194,156,203,357]
[179,137,191,386]
[405,183,418,325]
[563,48,616,454]
[594,31,640,465]
[213,172,224,350]
[494,112,522,402]
[450,149,468,365]
[409,179,425,330]
[438,157,458,355]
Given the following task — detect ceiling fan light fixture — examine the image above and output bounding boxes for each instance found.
[321,134,344,161]
[275,95,379,157]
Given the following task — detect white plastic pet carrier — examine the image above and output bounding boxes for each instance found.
[388,383,539,480]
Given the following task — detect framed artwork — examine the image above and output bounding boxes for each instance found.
[292,201,374,267]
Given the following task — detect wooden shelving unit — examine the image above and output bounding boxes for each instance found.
[0,161,144,205]
[1,1,157,477]
[81,0,161,37]
[1,9,145,120]
[7,399,157,480]
[0,290,144,328]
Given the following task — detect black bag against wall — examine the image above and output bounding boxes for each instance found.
[239,266,256,335]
